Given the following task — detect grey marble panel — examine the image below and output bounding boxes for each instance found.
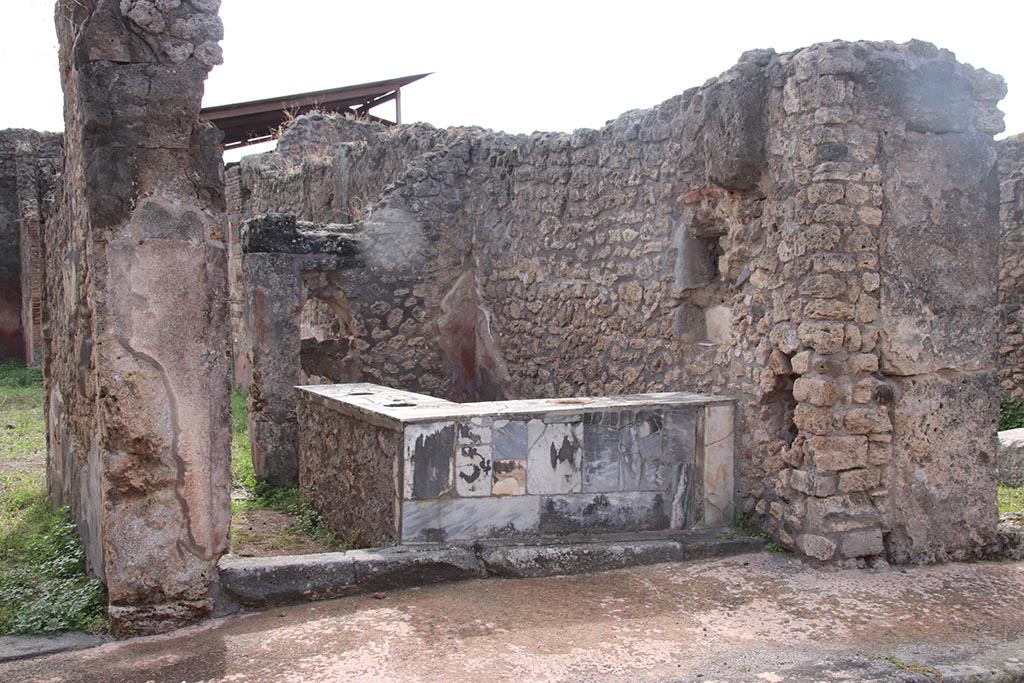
[663,409,698,528]
[582,415,621,493]
[440,496,541,540]
[493,420,528,460]
[620,411,663,490]
[538,491,669,534]
[527,420,583,494]
[401,500,445,542]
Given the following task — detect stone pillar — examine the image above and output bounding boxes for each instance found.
[47,0,230,636]
[757,41,1005,564]
[241,214,361,485]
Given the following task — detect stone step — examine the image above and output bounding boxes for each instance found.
[216,529,766,609]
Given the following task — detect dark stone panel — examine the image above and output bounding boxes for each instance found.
[582,416,620,493]
[620,411,663,491]
[538,492,669,535]
[412,425,455,499]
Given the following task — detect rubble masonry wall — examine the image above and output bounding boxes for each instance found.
[0,129,61,365]
[999,135,1024,402]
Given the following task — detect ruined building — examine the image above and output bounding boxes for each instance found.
[0,0,1017,636]
[233,40,1007,567]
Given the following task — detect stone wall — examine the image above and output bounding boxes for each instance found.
[999,134,1024,401]
[235,40,1005,565]
[46,0,230,636]
[0,129,62,365]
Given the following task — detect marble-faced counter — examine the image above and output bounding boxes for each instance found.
[297,383,735,545]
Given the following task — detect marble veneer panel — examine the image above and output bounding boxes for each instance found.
[703,404,735,526]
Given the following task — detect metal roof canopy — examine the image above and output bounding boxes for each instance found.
[201,73,430,149]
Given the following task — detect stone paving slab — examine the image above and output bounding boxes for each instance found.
[4,553,1024,682]
[0,632,107,664]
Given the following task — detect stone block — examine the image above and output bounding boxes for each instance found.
[840,527,884,558]
[805,496,881,534]
[798,321,846,354]
[705,305,732,343]
[455,421,492,497]
[880,131,999,375]
[997,429,1024,487]
[793,404,833,435]
[621,411,664,490]
[807,435,869,471]
[844,407,892,435]
[493,420,528,460]
[791,350,812,375]
[838,467,881,492]
[401,496,545,542]
[790,469,838,497]
[797,533,836,561]
[886,372,999,562]
[703,63,767,191]
[793,376,840,406]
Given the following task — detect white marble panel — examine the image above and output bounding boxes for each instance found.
[703,404,735,527]
[526,420,583,494]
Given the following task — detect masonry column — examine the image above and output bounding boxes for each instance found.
[48,0,230,635]
[757,41,1005,564]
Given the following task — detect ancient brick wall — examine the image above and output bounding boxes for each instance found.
[47,0,230,636]
[999,135,1024,401]
[236,40,1005,565]
[0,130,61,364]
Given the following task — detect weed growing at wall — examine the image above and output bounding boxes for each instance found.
[1000,398,1024,431]
[0,361,107,635]
[230,390,354,552]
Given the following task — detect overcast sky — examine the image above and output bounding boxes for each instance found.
[3,0,1022,152]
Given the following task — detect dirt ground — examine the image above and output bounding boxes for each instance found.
[4,551,1024,683]
[229,508,332,557]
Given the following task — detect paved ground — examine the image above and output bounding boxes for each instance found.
[4,552,1024,683]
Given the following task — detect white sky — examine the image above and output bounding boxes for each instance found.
[3,0,1023,154]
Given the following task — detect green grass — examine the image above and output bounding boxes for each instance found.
[999,483,1024,515]
[229,390,353,551]
[0,360,107,635]
[0,361,46,462]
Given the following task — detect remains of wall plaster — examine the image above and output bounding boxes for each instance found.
[999,134,1024,402]
[0,130,61,365]
[46,0,230,636]
[235,40,1005,565]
